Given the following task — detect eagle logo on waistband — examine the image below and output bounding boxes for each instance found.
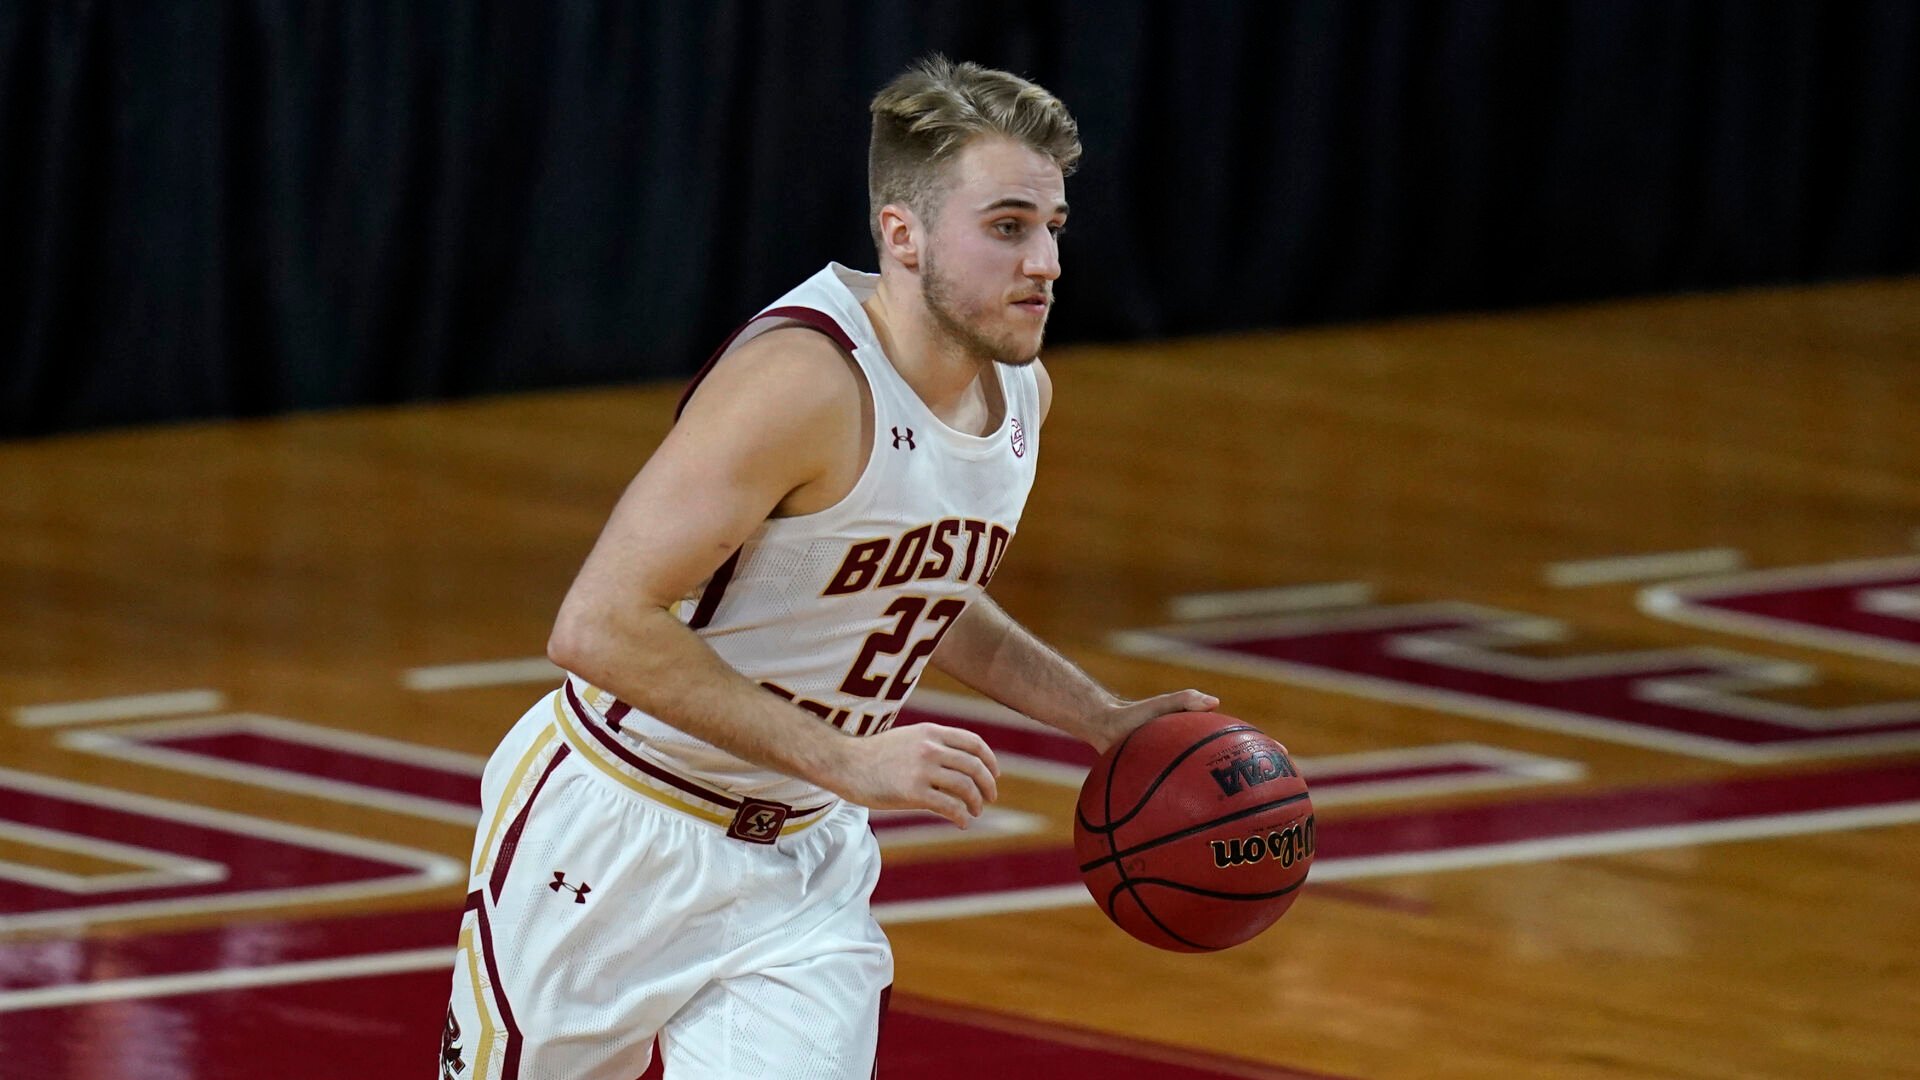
[728,799,790,844]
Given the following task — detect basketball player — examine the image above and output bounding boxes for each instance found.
[444,56,1217,1080]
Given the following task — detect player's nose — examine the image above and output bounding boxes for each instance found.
[1023,234,1061,281]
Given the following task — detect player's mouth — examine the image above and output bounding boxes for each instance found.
[1011,295,1049,315]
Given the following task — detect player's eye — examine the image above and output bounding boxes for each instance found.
[1047,223,1066,239]
[994,220,1022,238]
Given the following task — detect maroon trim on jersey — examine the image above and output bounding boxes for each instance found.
[565,680,742,808]
[561,680,833,825]
[686,548,742,631]
[603,699,631,731]
[671,302,857,637]
[489,744,572,904]
[674,303,858,418]
[464,891,525,1080]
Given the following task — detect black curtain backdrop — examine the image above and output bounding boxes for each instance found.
[3,1,1916,436]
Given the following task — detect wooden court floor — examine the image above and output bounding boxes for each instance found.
[2,277,1918,1078]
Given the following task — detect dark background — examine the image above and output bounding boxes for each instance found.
[4,1,1916,438]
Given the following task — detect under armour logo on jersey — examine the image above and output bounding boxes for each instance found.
[891,426,916,450]
[549,871,590,904]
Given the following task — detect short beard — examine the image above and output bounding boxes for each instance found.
[921,248,1043,367]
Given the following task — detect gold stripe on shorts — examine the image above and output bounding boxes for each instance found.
[552,692,833,837]
[471,721,560,879]
[456,924,499,1080]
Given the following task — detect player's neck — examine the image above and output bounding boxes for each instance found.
[863,277,995,421]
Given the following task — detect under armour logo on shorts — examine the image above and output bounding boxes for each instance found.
[727,799,790,844]
[891,427,916,450]
[548,871,591,903]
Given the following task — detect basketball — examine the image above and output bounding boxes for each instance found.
[1073,711,1314,952]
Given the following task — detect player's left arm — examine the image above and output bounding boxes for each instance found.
[929,596,1215,753]
[928,359,1217,753]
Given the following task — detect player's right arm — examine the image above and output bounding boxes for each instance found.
[545,329,998,828]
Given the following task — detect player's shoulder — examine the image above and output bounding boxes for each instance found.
[681,324,865,431]
[1033,356,1053,424]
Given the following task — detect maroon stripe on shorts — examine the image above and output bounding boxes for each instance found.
[489,744,572,904]
[604,699,632,731]
[465,891,525,1080]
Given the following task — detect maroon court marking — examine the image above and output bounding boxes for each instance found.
[1645,558,1920,658]
[0,780,430,916]
[1696,577,1920,645]
[143,730,482,806]
[0,964,1353,1080]
[3,755,1915,1080]
[91,707,1548,843]
[10,762,1911,995]
[1132,605,1920,753]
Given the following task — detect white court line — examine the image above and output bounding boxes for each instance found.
[872,807,1049,848]
[1109,626,1920,764]
[874,884,1092,925]
[918,695,1593,796]
[0,767,463,934]
[1309,800,1920,881]
[1545,548,1745,588]
[906,688,1051,730]
[12,690,225,728]
[1296,742,1584,782]
[1859,587,1920,618]
[995,754,1091,787]
[0,947,455,1014]
[1168,583,1374,621]
[1639,556,1920,667]
[8,795,1920,1011]
[59,715,485,827]
[403,658,563,691]
[0,821,228,894]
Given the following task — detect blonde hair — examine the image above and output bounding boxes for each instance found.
[868,56,1081,248]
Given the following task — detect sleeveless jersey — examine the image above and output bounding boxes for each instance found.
[558,262,1041,829]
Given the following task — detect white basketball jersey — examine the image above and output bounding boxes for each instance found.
[559,263,1041,822]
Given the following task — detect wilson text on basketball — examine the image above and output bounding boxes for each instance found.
[1210,817,1316,870]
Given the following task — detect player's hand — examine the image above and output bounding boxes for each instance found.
[823,723,1001,828]
[1089,690,1219,754]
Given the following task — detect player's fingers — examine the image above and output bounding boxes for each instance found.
[1143,689,1218,716]
[931,762,986,817]
[933,724,1000,777]
[923,788,972,829]
[939,746,998,805]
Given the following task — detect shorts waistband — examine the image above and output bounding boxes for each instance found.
[553,681,837,844]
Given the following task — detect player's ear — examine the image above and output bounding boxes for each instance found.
[876,203,921,270]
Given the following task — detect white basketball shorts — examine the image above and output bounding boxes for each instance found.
[445,690,893,1080]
